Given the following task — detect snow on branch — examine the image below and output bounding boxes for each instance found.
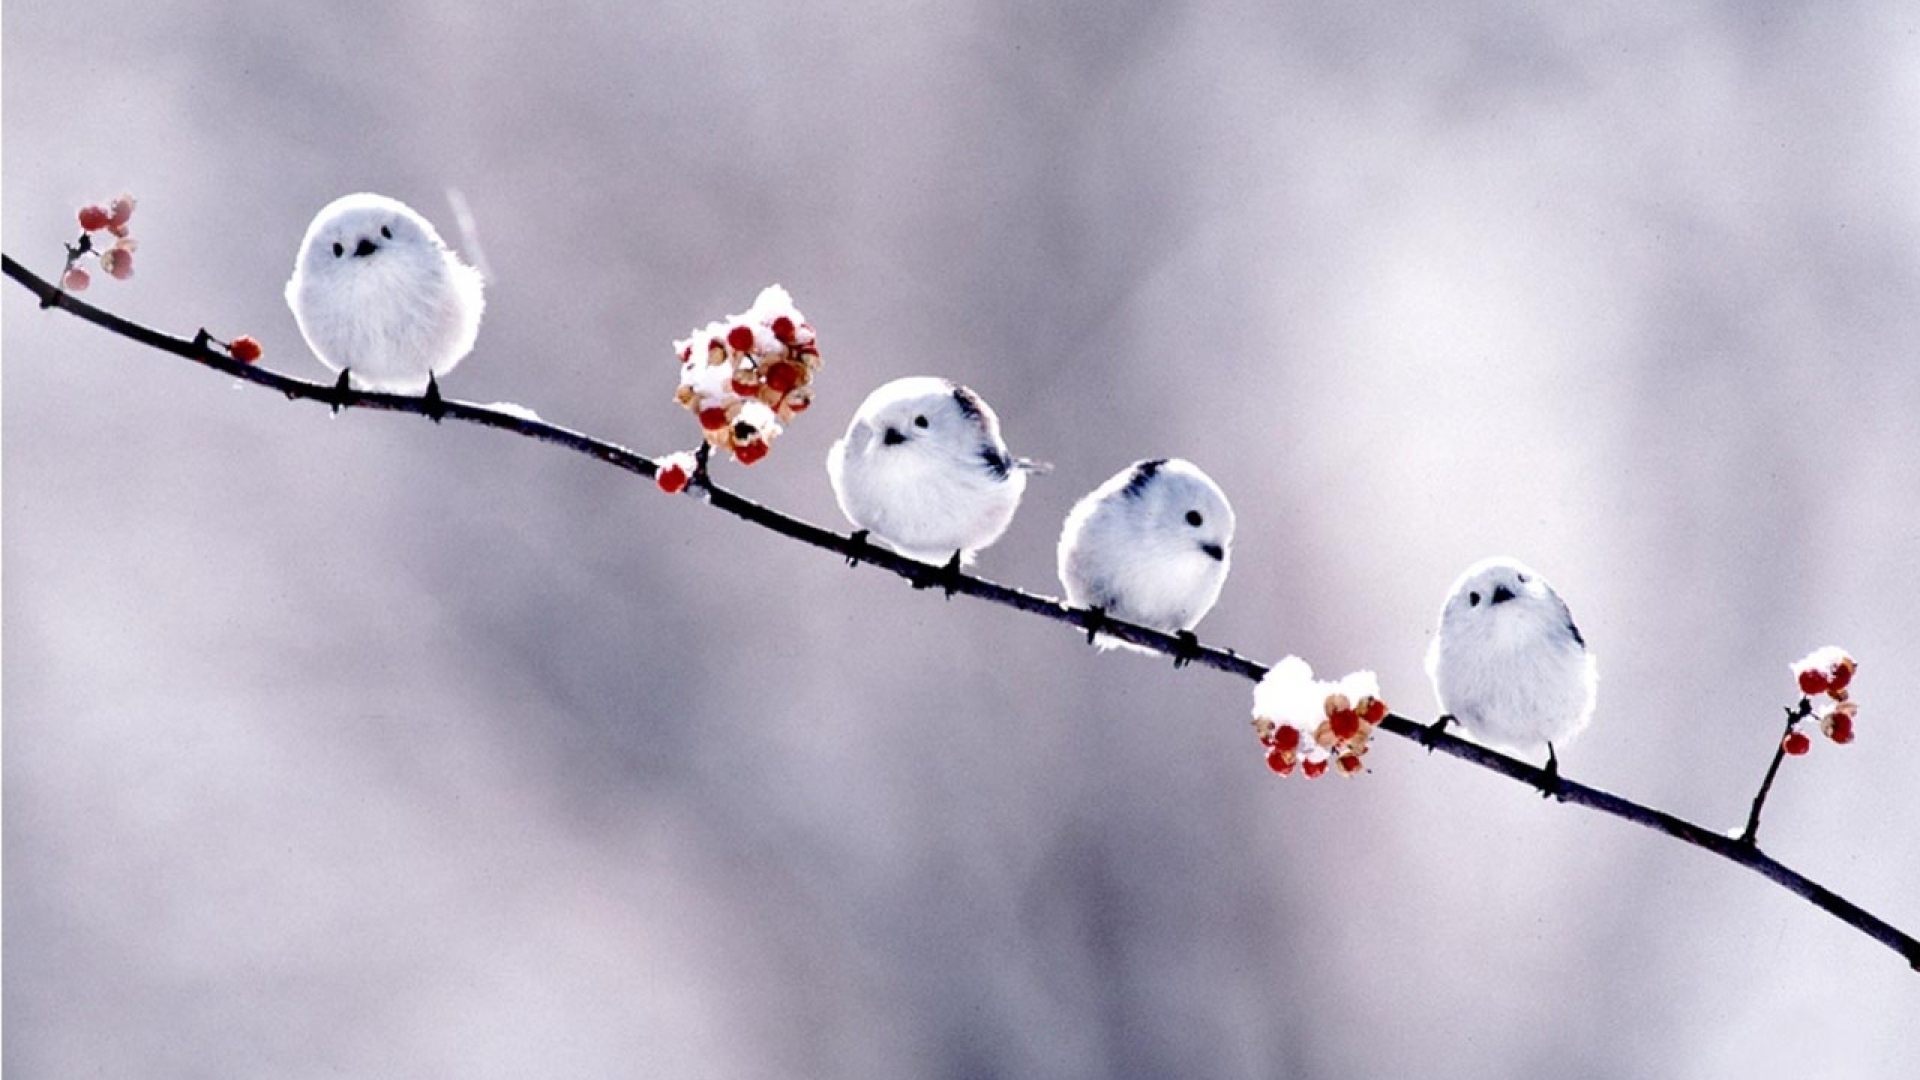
[4,249,1915,973]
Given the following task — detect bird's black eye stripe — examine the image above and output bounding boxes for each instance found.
[380,226,392,240]
[331,242,344,258]
[913,415,929,428]
[1469,591,1481,607]
[1185,510,1203,527]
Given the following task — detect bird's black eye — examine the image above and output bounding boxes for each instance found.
[1185,510,1203,527]
[1516,573,1530,584]
[913,415,929,428]
[380,226,392,240]
[331,242,344,258]
[1469,592,1481,607]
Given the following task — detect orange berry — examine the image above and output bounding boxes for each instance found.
[656,461,690,494]
[100,248,134,280]
[228,335,263,363]
[61,266,91,291]
[78,205,111,232]
[1824,713,1855,744]
[1797,668,1828,696]
[763,361,801,394]
[1782,731,1812,756]
[1323,693,1352,718]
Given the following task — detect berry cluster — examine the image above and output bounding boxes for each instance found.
[1251,657,1390,778]
[1784,647,1859,755]
[673,285,821,465]
[62,195,140,292]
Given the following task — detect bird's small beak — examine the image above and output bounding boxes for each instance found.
[882,427,907,446]
[1202,543,1225,562]
[352,237,380,258]
[1490,584,1516,605]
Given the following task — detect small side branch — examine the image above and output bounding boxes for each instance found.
[1740,700,1814,846]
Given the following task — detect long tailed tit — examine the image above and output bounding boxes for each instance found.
[1057,458,1234,658]
[1426,557,1597,790]
[828,377,1038,576]
[285,192,484,411]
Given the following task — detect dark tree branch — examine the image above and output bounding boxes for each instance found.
[6,250,1916,972]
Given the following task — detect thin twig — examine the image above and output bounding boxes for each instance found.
[1740,699,1814,846]
[6,250,1916,972]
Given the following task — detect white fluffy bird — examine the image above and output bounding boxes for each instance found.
[827,377,1036,572]
[285,193,485,407]
[1425,556,1597,787]
[1057,458,1234,656]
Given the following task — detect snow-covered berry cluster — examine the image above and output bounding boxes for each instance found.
[1784,646,1859,755]
[1251,656,1390,778]
[61,194,140,292]
[672,284,821,465]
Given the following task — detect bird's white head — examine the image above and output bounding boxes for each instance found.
[292,193,448,285]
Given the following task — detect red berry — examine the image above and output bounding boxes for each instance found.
[61,266,91,292]
[1797,668,1828,696]
[100,248,134,280]
[785,393,811,413]
[1782,731,1812,756]
[726,324,756,353]
[730,377,758,396]
[1264,746,1294,774]
[1361,697,1388,724]
[678,345,693,363]
[698,407,729,430]
[763,361,801,394]
[1336,753,1364,776]
[1270,725,1300,752]
[1328,709,1360,742]
[734,439,770,465]
[1826,663,1853,694]
[228,335,263,363]
[108,195,136,227]
[78,205,112,232]
[1302,757,1329,779]
[656,462,690,494]
[1825,713,1855,744]
[771,315,796,344]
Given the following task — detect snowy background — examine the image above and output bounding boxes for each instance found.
[7,2,1919,1076]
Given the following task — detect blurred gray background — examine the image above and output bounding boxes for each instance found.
[6,1,1919,1076]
